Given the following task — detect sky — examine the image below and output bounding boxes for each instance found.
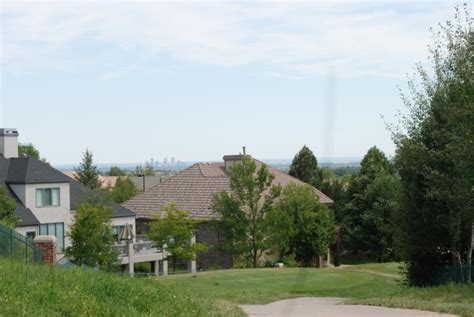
[0,0,470,165]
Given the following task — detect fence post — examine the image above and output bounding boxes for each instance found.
[187,235,196,273]
[10,231,13,260]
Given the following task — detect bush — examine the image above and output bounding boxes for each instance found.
[282,256,298,268]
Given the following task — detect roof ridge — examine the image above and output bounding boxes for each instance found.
[133,163,201,193]
[198,162,227,178]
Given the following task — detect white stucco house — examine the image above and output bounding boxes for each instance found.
[0,128,136,258]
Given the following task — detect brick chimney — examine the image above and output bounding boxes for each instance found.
[0,128,19,158]
[223,147,251,174]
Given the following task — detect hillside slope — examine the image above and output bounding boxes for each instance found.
[0,260,243,316]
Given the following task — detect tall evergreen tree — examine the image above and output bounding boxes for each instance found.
[345,146,399,261]
[394,6,474,285]
[289,145,323,188]
[75,149,101,190]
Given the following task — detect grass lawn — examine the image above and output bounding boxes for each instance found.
[0,260,242,316]
[158,263,474,317]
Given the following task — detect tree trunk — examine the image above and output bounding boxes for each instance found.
[252,249,257,268]
[453,250,464,283]
[467,224,473,283]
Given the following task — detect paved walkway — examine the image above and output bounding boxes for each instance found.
[240,297,457,317]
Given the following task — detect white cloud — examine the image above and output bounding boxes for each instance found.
[0,0,462,78]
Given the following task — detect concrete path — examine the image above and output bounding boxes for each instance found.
[240,297,458,317]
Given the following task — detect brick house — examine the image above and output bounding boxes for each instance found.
[123,153,333,269]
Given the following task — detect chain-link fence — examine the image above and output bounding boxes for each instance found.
[437,265,474,284]
[0,224,42,263]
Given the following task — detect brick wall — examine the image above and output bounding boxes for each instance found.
[195,222,233,269]
[34,236,57,265]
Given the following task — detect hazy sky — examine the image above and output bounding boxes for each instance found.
[1,0,468,164]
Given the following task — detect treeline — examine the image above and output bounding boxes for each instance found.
[290,7,473,286]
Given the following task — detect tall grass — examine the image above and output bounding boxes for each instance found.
[0,260,243,316]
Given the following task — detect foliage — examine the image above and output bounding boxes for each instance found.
[109,176,138,203]
[320,174,353,224]
[0,187,18,228]
[288,145,323,188]
[66,202,117,270]
[106,165,127,176]
[74,149,101,190]
[18,143,39,159]
[393,6,474,286]
[0,260,242,317]
[147,202,207,272]
[18,142,48,162]
[266,203,293,262]
[345,146,400,262]
[134,162,155,176]
[272,184,337,266]
[212,156,280,268]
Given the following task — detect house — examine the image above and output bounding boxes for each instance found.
[63,172,164,191]
[0,128,136,258]
[123,153,333,269]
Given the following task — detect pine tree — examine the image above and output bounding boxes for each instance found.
[288,145,323,188]
[75,149,101,190]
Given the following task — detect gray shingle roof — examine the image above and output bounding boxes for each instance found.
[0,155,134,226]
[7,157,71,184]
[123,159,333,220]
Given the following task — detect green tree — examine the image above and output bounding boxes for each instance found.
[212,156,280,268]
[107,166,127,177]
[289,145,323,188]
[109,177,138,203]
[345,146,398,260]
[75,149,101,190]
[18,143,48,162]
[66,202,117,270]
[394,6,474,285]
[273,184,336,266]
[18,143,40,159]
[266,205,293,262]
[134,163,155,176]
[0,187,18,228]
[147,203,207,272]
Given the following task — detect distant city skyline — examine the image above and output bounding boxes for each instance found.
[2,1,467,164]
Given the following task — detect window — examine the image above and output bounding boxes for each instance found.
[112,226,125,242]
[40,223,64,252]
[36,188,60,207]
